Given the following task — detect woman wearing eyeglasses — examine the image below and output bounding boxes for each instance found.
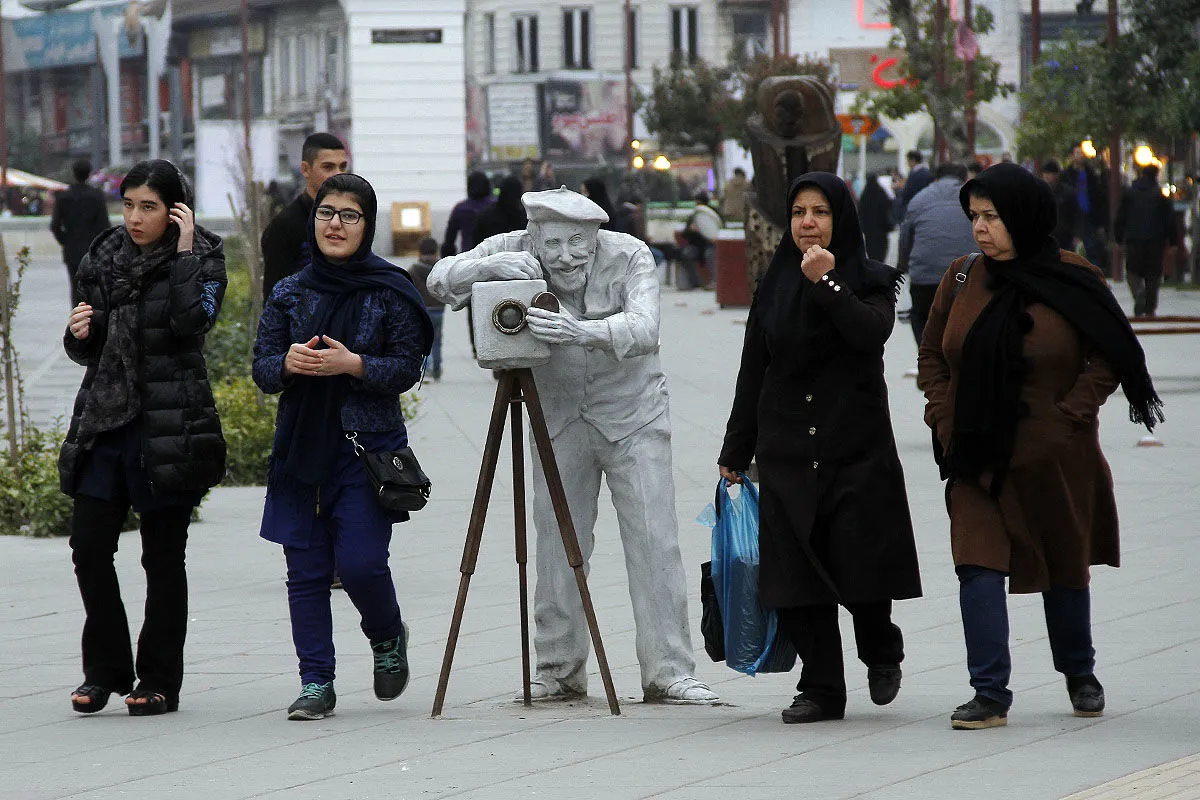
[254,173,433,720]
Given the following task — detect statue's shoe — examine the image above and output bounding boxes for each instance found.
[647,677,720,704]
[514,675,587,702]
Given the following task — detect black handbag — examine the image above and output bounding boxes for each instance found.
[346,432,431,512]
[699,560,725,663]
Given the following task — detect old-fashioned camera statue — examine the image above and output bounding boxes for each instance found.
[469,279,561,370]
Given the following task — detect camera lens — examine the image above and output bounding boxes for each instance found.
[492,299,528,335]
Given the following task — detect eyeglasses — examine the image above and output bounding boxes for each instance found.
[315,205,364,225]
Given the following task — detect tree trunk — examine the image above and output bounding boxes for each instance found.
[888,0,969,163]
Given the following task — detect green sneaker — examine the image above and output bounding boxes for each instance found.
[372,628,410,701]
[287,682,336,720]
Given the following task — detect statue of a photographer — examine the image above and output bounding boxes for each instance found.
[429,187,718,704]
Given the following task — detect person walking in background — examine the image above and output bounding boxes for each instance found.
[254,173,432,721]
[62,159,226,717]
[680,190,722,290]
[519,158,538,193]
[1041,160,1082,253]
[51,160,110,306]
[442,171,494,359]
[534,161,557,191]
[857,172,895,262]
[581,177,636,235]
[718,173,922,725]
[895,150,934,221]
[1116,164,1179,317]
[721,167,751,222]
[441,171,493,259]
[1060,145,1109,274]
[473,175,528,243]
[918,163,1162,730]
[406,236,446,381]
[261,133,348,303]
[898,162,976,347]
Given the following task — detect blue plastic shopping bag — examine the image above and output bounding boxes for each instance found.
[697,477,796,675]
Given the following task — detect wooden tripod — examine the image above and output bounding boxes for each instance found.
[431,368,621,717]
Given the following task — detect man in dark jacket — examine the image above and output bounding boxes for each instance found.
[50,160,110,306]
[894,150,933,221]
[1041,159,1081,252]
[1116,165,1180,317]
[1060,145,1109,273]
[897,162,976,347]
[260,132,348,302]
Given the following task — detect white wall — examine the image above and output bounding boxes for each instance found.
[341,0,467,254]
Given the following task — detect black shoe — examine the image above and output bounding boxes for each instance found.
[950,695,1008,729]
[867,665,902,706]
[1067,675,1105,717]
[288,682,336,720]
[781,695,844,724]
[372,628,410,701]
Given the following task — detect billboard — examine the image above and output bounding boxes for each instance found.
[2,6,144,72]
[540,79,627,160]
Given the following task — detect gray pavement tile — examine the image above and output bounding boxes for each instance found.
[4,247,1200,798]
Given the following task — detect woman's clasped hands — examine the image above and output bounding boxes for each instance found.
[284,335,364,378]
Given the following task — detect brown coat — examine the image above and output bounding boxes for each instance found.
[917,251,1121,593]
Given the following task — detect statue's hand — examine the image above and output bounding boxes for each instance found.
[526,305,605,346]
[480,250,542,281]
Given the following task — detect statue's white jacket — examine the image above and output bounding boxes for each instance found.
[429,230,670,443]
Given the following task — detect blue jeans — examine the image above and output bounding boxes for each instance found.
[424,309,444,373]
[270,431,408,686]
[957,565,1096,708]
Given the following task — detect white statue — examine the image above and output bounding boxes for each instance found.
[429,187,718,704]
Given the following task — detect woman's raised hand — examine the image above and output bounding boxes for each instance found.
[170,202,195,253]
[68,302,93,340]
[800,245,835,283]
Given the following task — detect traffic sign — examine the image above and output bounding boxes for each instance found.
[836,114,880,137]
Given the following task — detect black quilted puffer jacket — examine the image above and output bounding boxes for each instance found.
[59,225,228,495]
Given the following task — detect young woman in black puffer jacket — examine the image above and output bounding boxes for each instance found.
[61,159,226,717]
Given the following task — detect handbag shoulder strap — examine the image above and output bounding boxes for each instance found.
[951,252,981,304]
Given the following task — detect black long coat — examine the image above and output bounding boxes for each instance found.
[719,270,922,608]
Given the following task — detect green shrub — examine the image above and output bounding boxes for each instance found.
[213,376,278,486]
[0,423,73,537]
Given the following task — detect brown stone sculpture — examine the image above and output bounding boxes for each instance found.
[744,76,841,288]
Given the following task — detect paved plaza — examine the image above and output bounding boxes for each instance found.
[2,232,1200,799]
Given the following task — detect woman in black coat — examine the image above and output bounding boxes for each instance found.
[857,172,895,262]
[718,172,920,724]
[62,159,226,716]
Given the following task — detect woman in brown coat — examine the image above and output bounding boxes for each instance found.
[719,172,921,725]
[918,163,1163,730]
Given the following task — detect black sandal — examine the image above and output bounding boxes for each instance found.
[71,684,113,714]
[126,688,179,716]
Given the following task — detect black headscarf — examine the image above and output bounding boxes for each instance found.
[271,173,433,489]
[755,172,900,370]
[950,162,1163,493]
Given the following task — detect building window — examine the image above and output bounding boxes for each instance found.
[279,37,291,98]
[324,33,341,94]
[671,6,699,64]
[626,6,640,70]
[733,10,769,59]
[563,8,591,70]
[296,34,308,97]
[514,13,539,74]
[483,12,496,74]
